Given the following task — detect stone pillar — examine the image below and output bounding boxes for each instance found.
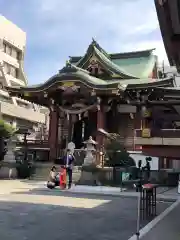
[48,107,59,161]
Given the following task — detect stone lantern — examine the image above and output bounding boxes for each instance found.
[83,136,97,165]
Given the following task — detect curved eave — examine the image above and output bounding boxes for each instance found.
[126,77,174,90]
[5,72,122,94]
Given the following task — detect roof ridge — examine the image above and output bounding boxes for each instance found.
[110,49,155,59]
[91,38,110,59]
[69,49,156,62]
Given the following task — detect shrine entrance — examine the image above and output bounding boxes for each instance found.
[56,104,99,161]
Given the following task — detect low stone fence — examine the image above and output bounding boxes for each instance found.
[0,161,17,179]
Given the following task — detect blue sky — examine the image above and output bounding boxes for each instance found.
[0,0,167,85]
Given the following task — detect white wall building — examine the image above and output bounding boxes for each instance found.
[0,15,47,133]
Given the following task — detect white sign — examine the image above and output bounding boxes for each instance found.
[129,153,159,171]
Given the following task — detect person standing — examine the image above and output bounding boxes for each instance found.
[63,149,75,189]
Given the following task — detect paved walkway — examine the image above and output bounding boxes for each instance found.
[140,201,180,240]
[0,180,179,239]
[0,181,162,240]
[29,181,179,201]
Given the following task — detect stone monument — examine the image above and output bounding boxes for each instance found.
[1,135,17,179]
[4,137,16,163]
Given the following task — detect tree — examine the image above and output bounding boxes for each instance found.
[0,119,16,161]
[105,135,135,168]
[0,119,16,138]
[105,135,136,184]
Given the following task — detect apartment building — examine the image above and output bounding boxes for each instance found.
[0,15,47,132]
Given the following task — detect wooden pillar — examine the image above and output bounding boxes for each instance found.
[67,114,73,142]
[134,106,142,151]
[96,102,105,165]
[48,107,59,161]
[96,106,105,147]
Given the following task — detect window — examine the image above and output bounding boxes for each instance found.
[4,62,19,78]
[6,45,12,55]
[3,41,21,60]
[15,68,19,78]
[3,42,6,53]
[17,51,21,60]
[4,63,11,75]
[10,66,16,77]
[11,48,17,59]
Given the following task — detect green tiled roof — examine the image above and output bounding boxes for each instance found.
[94,47,138,78]
[112,55,157,78]
[70,39,156,80]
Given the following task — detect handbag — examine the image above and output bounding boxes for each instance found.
[47,181,55,189]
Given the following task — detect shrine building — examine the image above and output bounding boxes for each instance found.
[155,0,180,72]
[5,39,180,168]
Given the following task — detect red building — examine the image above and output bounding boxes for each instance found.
[6,40,180,167]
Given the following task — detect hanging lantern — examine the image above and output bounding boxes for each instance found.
[142,128,151,138]
[44,92,48,98]
[91,89,96,96]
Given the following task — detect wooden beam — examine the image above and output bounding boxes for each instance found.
[129,100,180,106]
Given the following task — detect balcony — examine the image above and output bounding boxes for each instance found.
[135,129,180,146]
[0,101,46,123]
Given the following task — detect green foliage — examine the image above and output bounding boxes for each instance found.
[105,139,135,167]
[16,161,35,179]
[0,119,16,138]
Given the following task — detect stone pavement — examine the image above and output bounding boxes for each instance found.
[0,180,171,240]
[140,201,180,240]
[24,181,179,201]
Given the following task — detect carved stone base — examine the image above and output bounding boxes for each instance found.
[0,166,17,179]
[77,170,98,186]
